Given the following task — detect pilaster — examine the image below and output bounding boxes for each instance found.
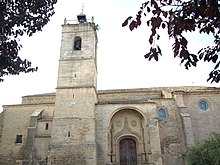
[173,92,195,146]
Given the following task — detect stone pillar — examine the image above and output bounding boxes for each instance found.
[174,92,195,147]
[147,103,163,165]
[23,109,43,165]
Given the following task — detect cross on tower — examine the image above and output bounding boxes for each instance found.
[82,3,84,13]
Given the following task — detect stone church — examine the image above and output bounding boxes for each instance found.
[0,13,220,165]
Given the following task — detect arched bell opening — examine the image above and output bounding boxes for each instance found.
[73,36,82,51]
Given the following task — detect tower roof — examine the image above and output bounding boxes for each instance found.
[77,11,87,23]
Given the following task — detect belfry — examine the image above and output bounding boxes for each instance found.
[48,12,98,164]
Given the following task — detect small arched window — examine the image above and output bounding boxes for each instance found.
[74,36,82,50]
[158,108,167,119]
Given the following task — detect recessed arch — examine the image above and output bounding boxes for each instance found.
[108,106,146,127]
[108,107,149,164]
[73,36,82,50]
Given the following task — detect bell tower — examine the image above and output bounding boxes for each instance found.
[48,12,98,165]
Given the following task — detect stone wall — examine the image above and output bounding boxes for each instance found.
[0,103,54,165]
[183,92,220,142]
[155,98,185,165]
[98,89,162,103]
[0,111,3,144]
[22,93,55,105]
[95,102,162,165]
[48,142,97,165]
[1,85,220,165]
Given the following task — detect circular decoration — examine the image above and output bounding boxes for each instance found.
[199,101,208,111]
[131,120,137,127]
[116,121,122,127]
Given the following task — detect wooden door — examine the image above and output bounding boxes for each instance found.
[119,138,137,165]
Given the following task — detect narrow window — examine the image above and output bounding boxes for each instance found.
[15,135,22,143]
[158,109,167,119]
[74,36,82,50]
[68,131,71,137]
[45,123,49,130]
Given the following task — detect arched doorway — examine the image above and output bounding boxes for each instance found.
[108,108,149,164]
[119,138,137,165]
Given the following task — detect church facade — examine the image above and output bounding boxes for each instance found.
[0,14,220,165]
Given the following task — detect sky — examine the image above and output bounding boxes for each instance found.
[0,0,219,111]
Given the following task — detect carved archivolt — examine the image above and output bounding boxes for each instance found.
[114,117,141,140]
[108,109,149,164]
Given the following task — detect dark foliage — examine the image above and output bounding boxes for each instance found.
[0,0,57,82]
[187,133,220,165]
[123,0,220,83]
